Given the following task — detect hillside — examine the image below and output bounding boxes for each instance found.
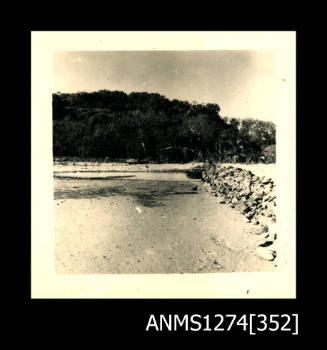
[53,90,276,163]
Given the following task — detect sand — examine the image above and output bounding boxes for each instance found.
[54,171,275,274]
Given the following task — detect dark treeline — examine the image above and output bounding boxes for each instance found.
[53,90,276,163]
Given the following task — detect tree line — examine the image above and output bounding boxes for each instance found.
[53,90,276,163]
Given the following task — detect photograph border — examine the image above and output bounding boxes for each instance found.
[30,30,297,302]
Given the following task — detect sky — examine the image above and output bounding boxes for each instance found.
[53,51,275,122]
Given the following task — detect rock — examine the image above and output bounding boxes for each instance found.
[256,234,271,246]
[265,232,276,242]
[261,176,272,184]
[260,224,269,233]
[242,205,252,214]
[267,241,277,252]
[192,186,198,191]
[231,198,238,205]
[263,184,271,193]
[248,200,257,207]
[235,202,248,213]
[255,247,276,261]
[262,232,270,239]
[257,216,272,227]
[253,193,264,201]
[245,212,254,219]
[203,165,277,250]
[239,190,249,197]
[252,227,267,235]
[263,194,271,202]
[258,239,274,248]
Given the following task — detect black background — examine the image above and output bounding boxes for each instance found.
[17,19,309,341]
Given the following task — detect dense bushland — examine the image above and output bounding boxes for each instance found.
[53,90,276,163]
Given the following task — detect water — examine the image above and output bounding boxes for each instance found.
[54,172,199,207]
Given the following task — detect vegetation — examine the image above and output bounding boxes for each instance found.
[53,90,276,163]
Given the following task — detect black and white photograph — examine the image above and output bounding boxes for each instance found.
[31,32,296,298]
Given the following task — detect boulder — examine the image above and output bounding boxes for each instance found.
[261,176,272,184]
[231,198,238,205]
[235,202,249,213]
[260,224,269,233]
[255,247,276,261]
[252,176,259,182]
[245,212,254,219]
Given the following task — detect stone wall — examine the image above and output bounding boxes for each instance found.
[202,163,277,261]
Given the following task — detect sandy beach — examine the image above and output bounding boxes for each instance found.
[54,168,275,274]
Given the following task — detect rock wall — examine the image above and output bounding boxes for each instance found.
[202,163,277,261]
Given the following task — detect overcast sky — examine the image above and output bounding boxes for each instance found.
[53,51,275,122]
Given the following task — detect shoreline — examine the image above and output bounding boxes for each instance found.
[53,161,275,180]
